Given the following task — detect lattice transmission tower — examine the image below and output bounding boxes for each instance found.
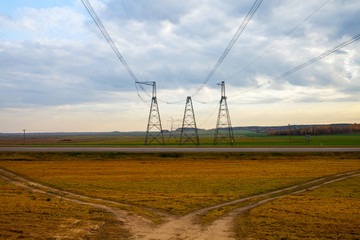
[179,96,200,145]
[137,81,165,145]
[214,81,235,145]
[167,117,182,143]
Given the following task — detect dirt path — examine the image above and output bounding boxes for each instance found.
[139,170,360,240]
[0,168,155,237]
[1,167,359,240]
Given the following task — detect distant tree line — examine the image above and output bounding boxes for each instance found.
[269,123,360,136]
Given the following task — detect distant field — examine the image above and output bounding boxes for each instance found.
[0,132,359,147]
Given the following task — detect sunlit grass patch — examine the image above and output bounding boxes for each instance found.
[236,175,360,239]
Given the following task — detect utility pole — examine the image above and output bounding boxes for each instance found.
[213,81,235,145]
[288,124,292,144]
[179,96,200,145]
[136,81,165,145]
[22,129,26,145]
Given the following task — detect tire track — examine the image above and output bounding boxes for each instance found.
[139,170,360,240]
[201,170,360,240]
[0,167,157,238]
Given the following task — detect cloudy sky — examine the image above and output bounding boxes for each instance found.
[1,0,359,132]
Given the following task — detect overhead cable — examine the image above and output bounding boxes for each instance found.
[191,0,263,97]
[121,0,130,19]
[82,0,263,104]
[81,0,150,101]
[273,32,360,81]
[197,105,219,128]
[208,32,360,101]
[81,0,138,82]
[230,0,331,78]
[227,32,360,99]
[193,98,218,104]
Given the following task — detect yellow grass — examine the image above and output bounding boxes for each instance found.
[236,175,360,239]
[0,178,130,239]
[1,152,359,215]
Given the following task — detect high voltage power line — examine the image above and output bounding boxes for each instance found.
[228,0,331,79]
[273,32,360,82]
[77,1,359,145]
[156,0,263,105]
[81,0,359,106]
[191,0,263,97]
[81,0,137,82]
[81,0,263,104]
[121,0,130,19]
[194,0,331,104]
[197,32,360,102]
[228,32,360,99]
[81,0,150,103]
[184,0,333,104]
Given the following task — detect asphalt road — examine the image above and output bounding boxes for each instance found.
[0,147,360,152]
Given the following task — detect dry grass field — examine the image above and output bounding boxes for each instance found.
[0,177,130,239]
[236,175,360,239]
[1,152,359,214]
[0,151,359,239]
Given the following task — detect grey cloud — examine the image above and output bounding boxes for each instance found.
[1,0,359,110]
[0,39,138,107]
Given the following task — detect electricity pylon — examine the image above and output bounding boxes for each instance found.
[136,81,165,145]
[213,81,235,145]
[179,96,200,145]
[167,117,182,143]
